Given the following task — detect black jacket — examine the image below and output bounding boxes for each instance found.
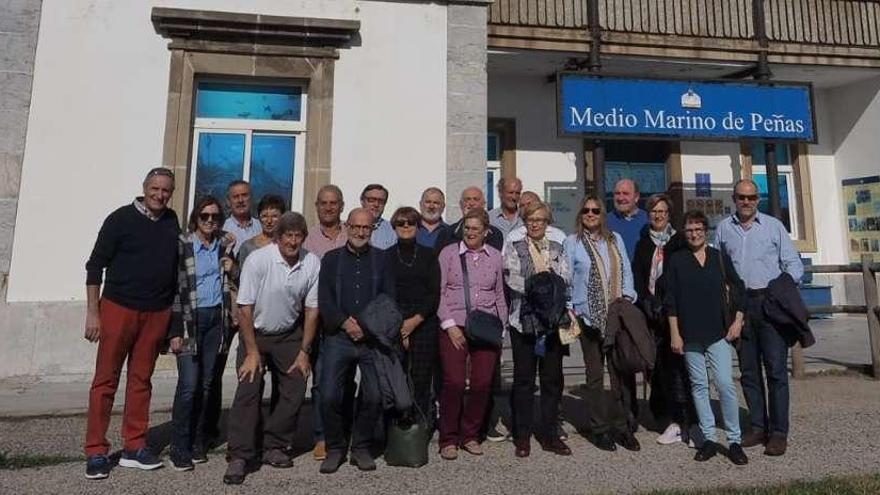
[521,271,571,336]
[357,294,413,413]
[632,230,687,324]
[605,299,656,375]
[763,272,815,348]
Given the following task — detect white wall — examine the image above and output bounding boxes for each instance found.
[8,0,446,302]
[829,76,880,181]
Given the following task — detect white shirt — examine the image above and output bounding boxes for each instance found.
[502,225,568,255]
[237,244,320,334]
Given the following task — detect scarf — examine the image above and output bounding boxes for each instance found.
[581,233,623,335]
[648,225,675,295]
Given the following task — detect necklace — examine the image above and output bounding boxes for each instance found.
[396,245,418,268]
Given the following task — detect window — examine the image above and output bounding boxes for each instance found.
[604,141,668,210]
[486,132,501,210]
[750,142,799,239]
[189,81,306,211]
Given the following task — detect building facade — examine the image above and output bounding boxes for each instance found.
[1,0,878,378]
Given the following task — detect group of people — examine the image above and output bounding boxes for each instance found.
[82,166,804,483]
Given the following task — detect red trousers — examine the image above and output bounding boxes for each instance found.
[84,298,171,456]
[437,330,500,449]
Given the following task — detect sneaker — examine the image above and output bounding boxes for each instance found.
[223,458,247,485]
[657,423,682,445]
[485,422,510,442]
[728,443,749,465]
[169,450,194,472]
[85,454,111,480]
[192,447,208,464]
[119,448,164,470]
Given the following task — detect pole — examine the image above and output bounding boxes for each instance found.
[586,0,604,203]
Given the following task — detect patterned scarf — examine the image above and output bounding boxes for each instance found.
[581,233,623,335]
[648,225,675,295]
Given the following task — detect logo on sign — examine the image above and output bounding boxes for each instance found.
[681,89,702,109]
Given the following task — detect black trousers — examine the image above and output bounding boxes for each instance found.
[403,317,439,421]
[648,321,694,427]
[226,331,306,462]
[579,325,638,435]
[510,330,564,441]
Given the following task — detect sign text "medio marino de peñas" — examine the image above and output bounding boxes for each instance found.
[569,107,807,134]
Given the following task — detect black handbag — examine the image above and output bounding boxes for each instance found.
[459,253,504,347]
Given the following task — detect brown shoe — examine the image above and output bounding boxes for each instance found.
[440,445,458,460]
[312,441,327,461]
[741,430,767,448]
[461,441,483,456]
[539,437,572,456]
[764,435,788,456]
[514,438,530,458]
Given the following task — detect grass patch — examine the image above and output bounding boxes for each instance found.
[644,473,880,495]
[0,451,83,470]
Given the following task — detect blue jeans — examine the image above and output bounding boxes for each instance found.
[684,338,741,445]
[740,293,790,436]
[171,307,222,457]
[319,332,381,454]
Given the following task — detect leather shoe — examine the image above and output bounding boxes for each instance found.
[616,432,641,452]
[319,450,346,474]
[741,430,768,448]
[539,437,572,456]
[349,449,376,471]
[262,448,293,468]
[312,441,327,461]
[593,433,617,452]
[694,441,718,462]
[728,443,749,465]
[514,438,530,458]
[764,434,788,456]
[223,459,247,485]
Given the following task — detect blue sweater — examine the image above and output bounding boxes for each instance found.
[606,209,648,263]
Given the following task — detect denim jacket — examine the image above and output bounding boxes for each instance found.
[563,232,636,328]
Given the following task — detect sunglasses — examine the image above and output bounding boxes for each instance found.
[199,213,222,222]
[394,219,416,228]
[580,207,602,215]
[145,167,175,180]
[736,194,759,202]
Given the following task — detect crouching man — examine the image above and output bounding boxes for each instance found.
[223,212,320,484]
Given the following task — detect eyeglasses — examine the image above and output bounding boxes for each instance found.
[526,217,548,225]
[684,227,706,234]
[347,224,373,232]
[650,209,669,215]
[735,194,759,202]
[199,213,221,222]
[580,207,602,215]
[394,219,416,228]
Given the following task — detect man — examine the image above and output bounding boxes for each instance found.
[360,184,396,250]
[436,186,504,252]
[489,177,523,238]
[606,179,649,263]
[302,184,350,462]
[317,208,396,474]
[714,179,803,457]
[83,167,180,480]
[304,184,347,258]
[503,191,567,248]
[223,180,262,256]
[416,187,447,248]
[222,212,320,485]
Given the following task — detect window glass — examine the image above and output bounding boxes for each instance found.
[249,134,296,206]
[196,83,302,121]
[753,172,793,233]
[194,132,246,200]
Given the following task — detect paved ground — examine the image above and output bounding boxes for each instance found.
[0,315,877,494]
[1,374,879,494]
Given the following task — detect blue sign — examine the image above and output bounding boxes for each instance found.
[559,75,815,142]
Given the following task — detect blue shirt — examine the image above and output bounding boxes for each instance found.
[416,220,447,248]
[563,232,636,328]
[370,218,397,250]
[223,216,262,256]
[713,212,804,290]
[193,237,223,307]
[606,209,649,263]
[489,207,523,239]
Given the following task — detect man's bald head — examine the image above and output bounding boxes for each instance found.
[459,187,486,215]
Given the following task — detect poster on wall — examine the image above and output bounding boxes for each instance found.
[842,175,880,262]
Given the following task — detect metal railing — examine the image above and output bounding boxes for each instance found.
[488,0,880,47]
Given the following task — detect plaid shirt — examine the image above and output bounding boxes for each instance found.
[169,232,234,354]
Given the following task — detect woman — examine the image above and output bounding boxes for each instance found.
[436,208,508,460]
[665,210,748,465]
[631,194,693,446]
[563,196,639,452]
[503,201,571,458]
[236,194,287,269]
[386,206,441,424]
[168,195,235,471]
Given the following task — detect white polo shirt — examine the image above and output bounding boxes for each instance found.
[237,243,320,335]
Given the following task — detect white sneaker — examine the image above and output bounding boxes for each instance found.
[656,423,682,445]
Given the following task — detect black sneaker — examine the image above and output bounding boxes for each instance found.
[192,447,208,464]
[119,448,164,470]
[694,441,719,462]
[85,454,111,480]
[485,422,510,442]
[728,443,749,465]
[169,450,194,472]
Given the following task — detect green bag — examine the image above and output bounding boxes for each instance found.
[384,414,430,468]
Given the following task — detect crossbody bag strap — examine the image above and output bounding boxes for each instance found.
[459,252,472,314]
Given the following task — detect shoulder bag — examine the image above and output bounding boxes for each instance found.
[459,253,504,347]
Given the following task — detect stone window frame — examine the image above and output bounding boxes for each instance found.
[151,8,359,222]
